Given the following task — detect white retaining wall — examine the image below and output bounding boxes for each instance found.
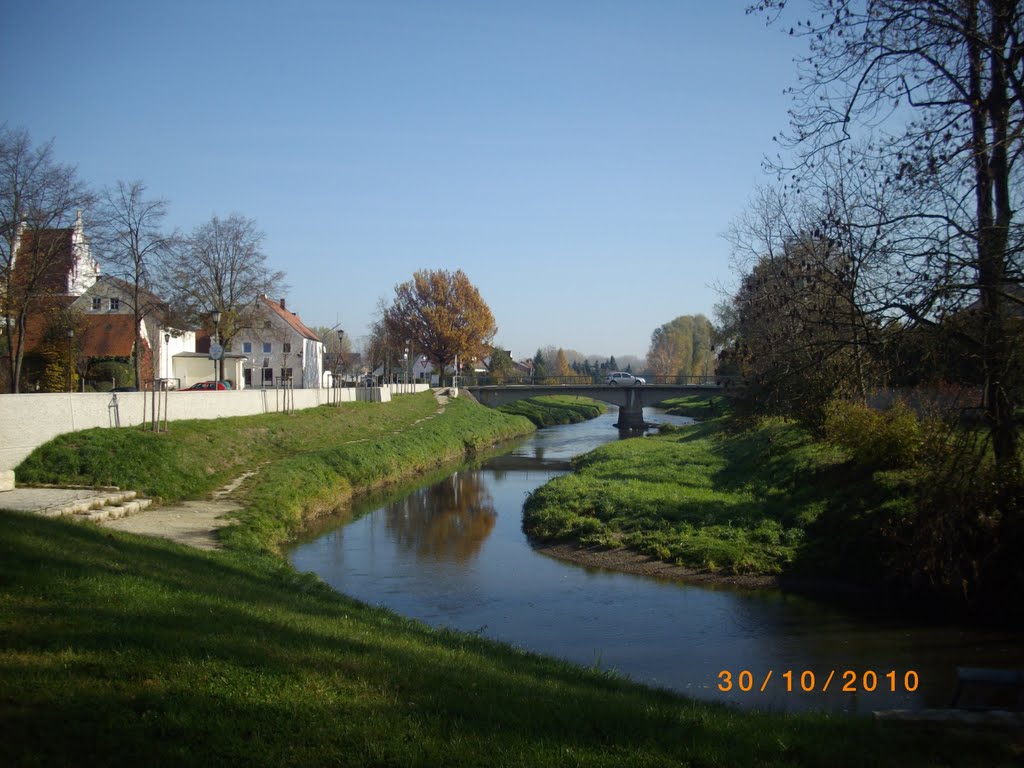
[0,384,431,473]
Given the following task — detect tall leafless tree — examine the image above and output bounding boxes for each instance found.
[96,180,177,388]
[159,214,285,380]
[0,126,94,392]
[751,0,1024,472]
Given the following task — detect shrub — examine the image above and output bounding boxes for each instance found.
[87,360,135,388]
[823,398,923,468]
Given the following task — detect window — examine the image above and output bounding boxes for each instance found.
[263,342,272,354]
[280,368,293,382]
[109,298,120,311]
[243,342,252,354]
[262,367,273,384]
[91,297,101,311]
[283,342,291,354]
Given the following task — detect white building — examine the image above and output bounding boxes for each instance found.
[230,296,324,389]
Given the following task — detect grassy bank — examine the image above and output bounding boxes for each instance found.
[2,511,1015,767]
[659,393,734,420]
[498,395,606,426]
[16,392,533,553]
[226,395,536,553]
[528,415,839,577]
[2,392,1017,764]
[523,409,895,584]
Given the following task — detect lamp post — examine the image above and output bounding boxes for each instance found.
[337,329,345,388]
[211,309,221,382]
[66,328,74,393]
[163,332,170,387]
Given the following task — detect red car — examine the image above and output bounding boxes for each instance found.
[184,381,231,391]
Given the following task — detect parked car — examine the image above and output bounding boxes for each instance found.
[184,380,230,391]
[605,371,646,386]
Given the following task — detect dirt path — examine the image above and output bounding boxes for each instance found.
[100,470,257,550]
[100,389,455,550]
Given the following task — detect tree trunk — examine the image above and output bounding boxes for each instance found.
[971,0,1019,473]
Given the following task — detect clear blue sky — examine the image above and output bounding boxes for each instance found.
[3,1,803,361]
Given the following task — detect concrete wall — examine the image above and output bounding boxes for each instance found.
[0,383,430,473]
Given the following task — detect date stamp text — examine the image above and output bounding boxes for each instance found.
[717,669,920,694]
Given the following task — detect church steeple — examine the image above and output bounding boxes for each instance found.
[67,209,100,296]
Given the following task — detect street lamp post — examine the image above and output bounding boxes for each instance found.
[337,329,345,389]
[163,332,170,387]
[66,328,74,393]
[211,309,221,382]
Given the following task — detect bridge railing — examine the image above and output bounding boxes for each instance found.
[464,374,741,387]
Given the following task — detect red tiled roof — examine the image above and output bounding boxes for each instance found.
[260,296,320,342]
[78,315,137,357]
[12,228,74,294]
[17,302,137,358]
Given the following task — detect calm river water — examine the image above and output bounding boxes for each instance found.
[288,407,1022,713]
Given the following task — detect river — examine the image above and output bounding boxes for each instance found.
[288,407,1023,713]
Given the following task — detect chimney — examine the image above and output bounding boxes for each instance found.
[280,298,286,310]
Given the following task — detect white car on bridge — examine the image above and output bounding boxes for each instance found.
[605,371,646,386]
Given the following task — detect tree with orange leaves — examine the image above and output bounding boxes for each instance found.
[383,269,497,378]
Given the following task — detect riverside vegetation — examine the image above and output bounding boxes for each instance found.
[524,394,1024,623]
[1,392,1017,766]
[498,394,607,426]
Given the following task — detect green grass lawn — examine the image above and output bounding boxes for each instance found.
[2,392,1019,765]
[523,414,893,580]
[2,511,1016,767]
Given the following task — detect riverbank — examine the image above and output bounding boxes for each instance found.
[498,395,606,426]
[533,540,778,589]
[14,391,535,554]
[1,393,1017,765]
[522,398,900,592]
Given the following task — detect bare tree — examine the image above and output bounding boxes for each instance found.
[0,126,94,392]
[751,0,1024,471]
[96,180,176,388]
[160,214,285,380]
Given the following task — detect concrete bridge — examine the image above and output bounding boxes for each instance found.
[464,383,728,429]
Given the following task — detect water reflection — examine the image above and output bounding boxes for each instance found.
[385,471,496,563]
[289,408,1024,713]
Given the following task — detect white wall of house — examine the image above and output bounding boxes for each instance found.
[157,332,196,381]
[232,325,323,389]
[301,336,323,389]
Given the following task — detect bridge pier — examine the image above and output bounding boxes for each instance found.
[614,389,647,430]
